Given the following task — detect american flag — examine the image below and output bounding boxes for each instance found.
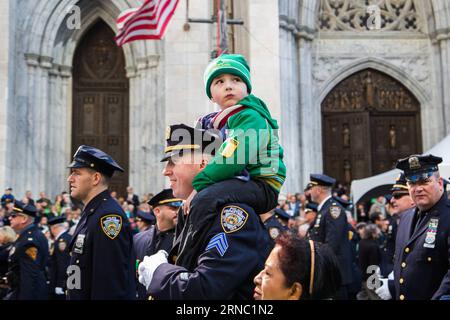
[115,0,179,46]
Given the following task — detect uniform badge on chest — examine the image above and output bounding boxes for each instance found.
[74,234,85,254]
[423,218,438,249]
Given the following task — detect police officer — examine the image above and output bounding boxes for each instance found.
[297,202,318,238]
[376,154,450,300]
[380,174,415,278]
[306,174,353,299]
[134,189,181,299]
[5,201,49,300]
[138,124,271,299]
[66,145,136,300]
[135,210,155,233]
[260,209,288,243]
[48,215,71,300]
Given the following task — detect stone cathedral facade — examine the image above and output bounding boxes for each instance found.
[0,0,449,198]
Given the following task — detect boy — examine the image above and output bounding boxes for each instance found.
[186,54,286,214]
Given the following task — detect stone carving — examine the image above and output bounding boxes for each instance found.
[322,68,419,112]
[319,0,423,32]
[389,124,396,148]
[342,124,351,147]
[344,160,352,183]
[313,55,431,99]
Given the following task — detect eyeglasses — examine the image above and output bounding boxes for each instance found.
[392,193,408,200]
[9,213,25,219]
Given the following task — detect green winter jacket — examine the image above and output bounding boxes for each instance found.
[192,94,286,192]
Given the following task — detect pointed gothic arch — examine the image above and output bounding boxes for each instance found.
[17,0,166,197]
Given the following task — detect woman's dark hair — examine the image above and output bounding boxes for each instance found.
[275,231,341,299]
[362,223,379,240]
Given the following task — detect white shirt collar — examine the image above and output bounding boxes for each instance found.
[318,195,332,212]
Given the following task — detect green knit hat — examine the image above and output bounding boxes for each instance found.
[204,54,252,99]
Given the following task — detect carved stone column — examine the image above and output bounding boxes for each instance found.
[128,55,165,196]
[279,0,302,193]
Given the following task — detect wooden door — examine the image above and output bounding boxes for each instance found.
[72,21,129,194]
[322,69,422,186]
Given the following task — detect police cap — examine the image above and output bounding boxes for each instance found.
[48,215,67,226]
[68,145,124,178]
[309,174,336,187]
[396,154,443,183]
[148,189,183,208]
[136,210,156,224]
[13,200,37,217]
[391,173,409,193]
[274,208,291,221]
[161,124,222,162]
[304,202,318,213]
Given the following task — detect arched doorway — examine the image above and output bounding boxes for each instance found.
[72,20,129,195]
[322,68,422,186]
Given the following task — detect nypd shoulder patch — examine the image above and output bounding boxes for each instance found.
[221,205,249,233]
[100,214,122,239]
[329,205,341,219]
[206,233,229,257]
[269,227,280,239]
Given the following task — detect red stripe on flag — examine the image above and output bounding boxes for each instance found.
[115,0,179,46]
[116,0,171,39]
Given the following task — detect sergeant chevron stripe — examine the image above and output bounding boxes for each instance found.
[206,233,229,257]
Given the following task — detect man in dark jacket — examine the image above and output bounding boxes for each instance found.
[377,154,450,300]
[134,190,181,299]
[66,145,136,300]
[138,124,271,299]
[48,215,71,300]
[5,201,48,300]
[306,174,353,299]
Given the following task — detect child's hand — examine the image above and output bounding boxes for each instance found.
[184,190,198,214]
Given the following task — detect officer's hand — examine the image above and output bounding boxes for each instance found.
[184,190,197,214]
[138,250,168,289]
[375,278,392,300]
[55,287,65,295]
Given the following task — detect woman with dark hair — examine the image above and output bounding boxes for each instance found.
[357,223,382,300]
[253,231,341,300]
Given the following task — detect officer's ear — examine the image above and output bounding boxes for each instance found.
[153,207,160,217]
[92,171,102,186]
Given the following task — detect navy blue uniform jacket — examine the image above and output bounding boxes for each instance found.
[6,224,49,300]
[148,202,271,300]
[66,190,136,300]
[393,193,450,300]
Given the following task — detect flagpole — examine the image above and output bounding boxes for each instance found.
[184,0,243,59]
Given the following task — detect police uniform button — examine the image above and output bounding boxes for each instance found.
[427,257,432,262]
[76,259,80,264]
[404,247,410,253]
[401,262,406,268]
[399,278,404,284]
[399,294,405,300]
